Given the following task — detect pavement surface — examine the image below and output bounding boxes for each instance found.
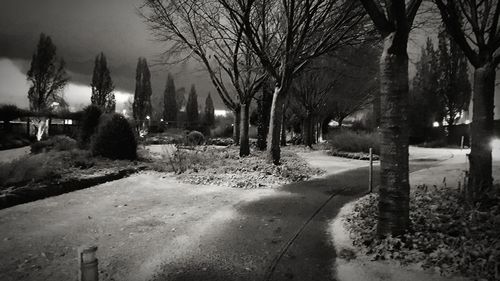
[0,147,476,281]
[0,146,30,163]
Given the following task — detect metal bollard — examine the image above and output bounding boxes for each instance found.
[78,245,98,281]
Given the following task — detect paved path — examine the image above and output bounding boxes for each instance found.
[0,146,30,163]
[0,148,454,281]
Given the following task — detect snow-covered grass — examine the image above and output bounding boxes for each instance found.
[344,186,500,281]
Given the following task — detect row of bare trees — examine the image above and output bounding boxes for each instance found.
[142,0,500,237]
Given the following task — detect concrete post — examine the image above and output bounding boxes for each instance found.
[78,245,98,281]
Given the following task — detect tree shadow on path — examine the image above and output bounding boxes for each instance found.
[152,166,380,281]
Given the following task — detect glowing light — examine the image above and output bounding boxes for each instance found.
[215,109,228,117]
[433,122,440,128]
[491,138,500,149]
[122,109,127,115]
[146,115,150,120]
[160,118,164,122]
[465,119,471,124]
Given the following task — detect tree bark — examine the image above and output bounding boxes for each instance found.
[377,34,410,237]
[280,105,287,146]
[239,103,250,156]
[467,64,495,200]
[257,82,272,151]
[233,107,241,145]
[303,114,313,148]
[266,86,285,164]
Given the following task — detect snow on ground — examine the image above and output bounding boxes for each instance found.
[329,146,500,281]
[330,201,469,281]
[0,146,30,163]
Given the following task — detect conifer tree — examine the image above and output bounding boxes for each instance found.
[133,57,152,122]
[185,85,199,129]
[91,52,115,113]
[163,73,177,126]
[204,93,215,128]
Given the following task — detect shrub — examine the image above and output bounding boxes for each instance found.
[0,104,27,132]
[78,105,102,148]
[206,137,234,146]
[30,135,77,154]
[0,149,91,186]
[328,130,380,155]
[185,131,205,146]
[91,113,137,160]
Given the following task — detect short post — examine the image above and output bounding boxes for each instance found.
[79,245,98,281]
[368,147,373,193]
[460,135,465,150]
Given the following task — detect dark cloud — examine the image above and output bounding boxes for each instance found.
[0,0,221,109]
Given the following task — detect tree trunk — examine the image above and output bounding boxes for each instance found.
[266,86,285,164]
[233,107,241,145]
[467,64,495,200]
[280,106,287,147]
[377,34,410,237]
[303,114,313,147]
[257,83,272,151]
[321,117,330,137]
[239,103,250,156]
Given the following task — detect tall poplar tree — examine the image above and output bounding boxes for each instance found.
[204,93,215,128]
[185,85,199,129]
[133,57,152,122]
[90,52,115,113]
[163,73,177,126]
[27,33,69,140]
[27,33,69,112]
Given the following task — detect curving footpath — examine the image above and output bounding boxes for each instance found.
[0,147,462,281]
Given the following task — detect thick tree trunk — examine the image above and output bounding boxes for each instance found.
[239,103,250,156]
[280,106,287,147]
[321,117,330,137]
[266,86,285,164]
[257,82,272,151]
[467,65,495,200]
[377,35,410,237]
[303,114,313,147]
[233,107,241,145]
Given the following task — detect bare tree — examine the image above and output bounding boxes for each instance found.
[291,69,336,147]
[359,0,423,237]
[433,0,500,200]
[218,0,366,164]
[141,0,265,156]
[321,44,380,131]
[27,33,69,140]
